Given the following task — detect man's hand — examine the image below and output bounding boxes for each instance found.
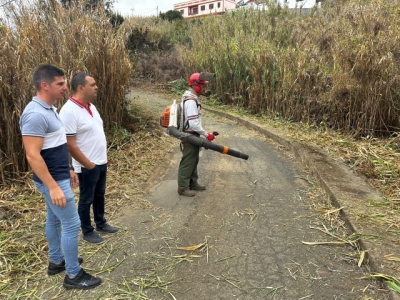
[49,185,66,207]
[70,170,79,188]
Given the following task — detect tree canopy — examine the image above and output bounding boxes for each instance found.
[60,0,113,11]
[159,10,183,22]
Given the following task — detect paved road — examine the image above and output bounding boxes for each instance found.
[117,90,388,300]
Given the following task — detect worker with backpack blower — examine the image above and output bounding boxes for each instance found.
[177,72,216,197]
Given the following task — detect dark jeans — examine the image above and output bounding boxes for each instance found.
[78,163,107,235]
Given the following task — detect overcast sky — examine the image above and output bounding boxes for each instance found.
[113,0,179,16]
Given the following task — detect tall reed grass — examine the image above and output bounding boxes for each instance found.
[0,0,131,184]
[119,16,187,81]
[179,0,400,137]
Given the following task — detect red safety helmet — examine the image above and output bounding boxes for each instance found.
[189,73,208,86]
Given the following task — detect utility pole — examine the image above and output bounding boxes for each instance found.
[156,6,158,17]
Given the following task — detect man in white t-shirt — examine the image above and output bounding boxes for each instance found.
[60,72,118,244]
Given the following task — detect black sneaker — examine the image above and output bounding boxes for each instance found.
[63,268,102,290]
[96,223,119,234]
[48,257,84,276]
[83,231,104,244]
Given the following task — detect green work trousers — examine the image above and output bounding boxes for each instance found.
[178,140,200,190]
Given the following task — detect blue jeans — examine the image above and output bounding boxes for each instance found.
[34,179,81,277]
[77,163,107,235]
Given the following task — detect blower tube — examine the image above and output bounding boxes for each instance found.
[168,126,249,160]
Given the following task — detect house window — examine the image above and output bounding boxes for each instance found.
[201,5,205,10]
[180,10,184,14]
[209,3,214,9]
[192,7,198,14]
[218,2,221,8]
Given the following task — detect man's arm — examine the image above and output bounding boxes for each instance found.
[66,136,95,169]
[22,136,66,207]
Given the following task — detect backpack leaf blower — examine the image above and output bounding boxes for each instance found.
[161,100,249,161]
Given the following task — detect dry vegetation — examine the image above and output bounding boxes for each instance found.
[180,0,400,138]
[119,16,186,82]
[0,0,131,183]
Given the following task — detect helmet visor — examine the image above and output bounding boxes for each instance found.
[199,72,215,84]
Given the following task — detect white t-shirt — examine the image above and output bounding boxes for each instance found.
[59,98,107,173]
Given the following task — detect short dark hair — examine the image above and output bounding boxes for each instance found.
[70,72,92,93]
[32,64,65,90]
